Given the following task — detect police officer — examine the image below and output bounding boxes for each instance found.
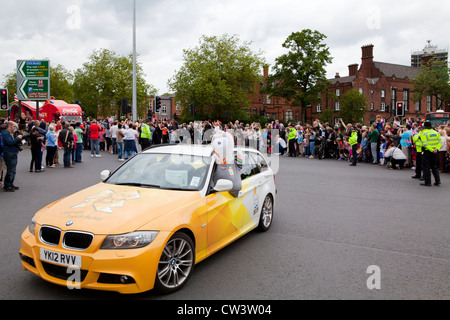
[419,121,441,186]
[287,123,297,157]
[140,119,152,150]
[411,126,424,180]
[348,127,359,166]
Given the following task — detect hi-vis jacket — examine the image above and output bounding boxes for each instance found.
[419,129,442,152]
[140,123,152,139]
[349,131,358,146]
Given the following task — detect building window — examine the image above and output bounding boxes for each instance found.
[403,90,409,111]
[381,90,385,98]
[266,95,271,105]
[161,105,167,115]
[359,88,363,94]
[391,88,397,109]
[285,109,293,121]
[335,89,340,97]
[415,101,420,112]
[381,102,386,112]
[316,103,322,113]
[427,96,432,112]
[370,102,374,110]
[335,101,340,111]
[176,101,181,111]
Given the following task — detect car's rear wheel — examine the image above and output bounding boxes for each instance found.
[257,195,273,232]
[154,232,195,294]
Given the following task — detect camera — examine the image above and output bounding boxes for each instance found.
[14,130,29,152]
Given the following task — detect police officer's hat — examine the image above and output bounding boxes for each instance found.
[423,121,432,128]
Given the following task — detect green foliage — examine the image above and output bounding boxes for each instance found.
[338,89,368,124]
[73,49,156,118]
[168,34,265,120]
[412,59,450,110]
[319,108,333,124]
[264,29,333,122]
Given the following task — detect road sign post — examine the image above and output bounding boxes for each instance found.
[17,60,51,120]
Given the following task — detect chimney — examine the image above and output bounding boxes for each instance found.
[420,54,433,67]
[361,44,374,61]
[361,44,374,76]
[348,64,358,76]
[263,65,269,79]
[335,72,340,78]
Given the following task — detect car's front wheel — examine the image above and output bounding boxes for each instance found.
[154,232,195,294]
[257,195,274,232]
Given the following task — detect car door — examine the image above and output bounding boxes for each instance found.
[205,176,244,255]
[239,151,264,230]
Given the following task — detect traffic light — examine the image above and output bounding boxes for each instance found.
[395,102,405,117]
[155,96,161,112]
[0,89,8,110]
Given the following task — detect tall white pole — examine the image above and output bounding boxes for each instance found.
[132,0,137,122]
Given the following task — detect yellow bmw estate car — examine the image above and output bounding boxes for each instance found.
[19,145,276,294]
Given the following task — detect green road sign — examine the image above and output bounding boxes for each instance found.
[17,60,50,78]
[19,79,50,100]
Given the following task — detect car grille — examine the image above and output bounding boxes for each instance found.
[40,226,61,246]
[63,231,94,250]
[42,262,88,282]
[39,226,93,250]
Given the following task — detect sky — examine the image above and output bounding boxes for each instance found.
[1,0,449,96]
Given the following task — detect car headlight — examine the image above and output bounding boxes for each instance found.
[100,231,159,249]
[28,217,36,235]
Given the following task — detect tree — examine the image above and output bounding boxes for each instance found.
[412,59,450,110]
[168,34,265,120]
[73,49,155,118]
[338,89,368,124]
[264,29,333,122]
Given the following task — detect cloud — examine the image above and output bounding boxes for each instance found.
[1,0,449,96]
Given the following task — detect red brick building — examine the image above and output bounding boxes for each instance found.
[250,66,307,123]
[312,44,440,125]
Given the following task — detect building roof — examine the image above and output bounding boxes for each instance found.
[329,75,356,84]
[373,61,421,80]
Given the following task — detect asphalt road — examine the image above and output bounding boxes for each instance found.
[1,146,449,300]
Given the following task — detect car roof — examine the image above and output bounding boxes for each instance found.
[142,144,214,157]
[142,144,260,157]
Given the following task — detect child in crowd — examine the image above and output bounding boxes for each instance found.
[336,138,346,160]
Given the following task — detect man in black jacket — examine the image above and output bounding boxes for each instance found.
[59,123,74,168]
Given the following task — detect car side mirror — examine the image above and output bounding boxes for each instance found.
[100,170,111,181]
[213,179,233,192]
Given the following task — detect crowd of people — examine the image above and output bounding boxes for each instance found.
[1,114,449,192]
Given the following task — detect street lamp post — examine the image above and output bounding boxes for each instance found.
[132,0,137,122]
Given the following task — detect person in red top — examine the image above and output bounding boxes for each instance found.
[89,120,103,157]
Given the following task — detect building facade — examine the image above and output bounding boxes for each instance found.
[250,66,307,123]
[411,40,448,68]
[312,44,441,125]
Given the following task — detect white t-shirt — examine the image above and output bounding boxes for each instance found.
[277,137,287,148]
[110,125,119,139]
[123,129,138,140]
[385,147,406,160]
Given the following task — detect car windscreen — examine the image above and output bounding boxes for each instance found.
[105,153,212,191]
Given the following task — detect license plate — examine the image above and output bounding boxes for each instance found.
[40,248,81,268]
